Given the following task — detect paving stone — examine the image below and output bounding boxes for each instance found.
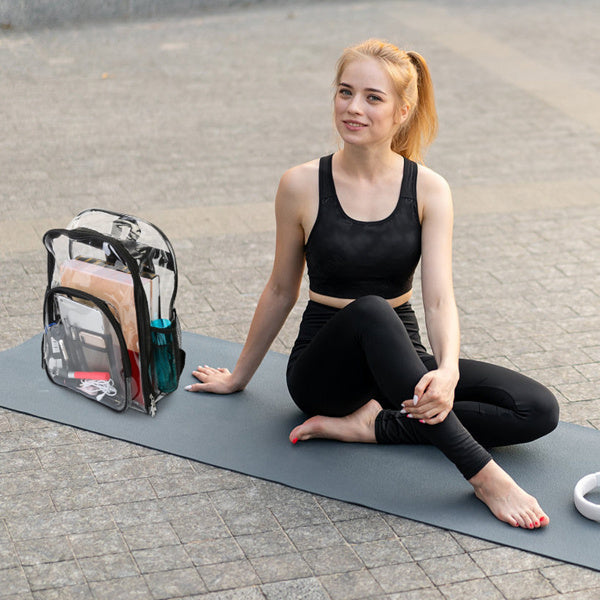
[0,492,56,520]
[143,567,207,599]
[197,559,260,592]
[351,539,413,569]
[169,511,232,543]
[490,569,558,600]
[198,587,266,600]
[268,495,329,529]
[23,560,86,592]
[318,568,385,600]
[0,568,31,597]
[36,440,140,467]
[132,545,195,574]
[185,537,245,567]
[7,508,114,541]
[401,531,464,561]
[540,564,600,594]
[285,523,345,552]
[418,553,486,586]
[14,537,74,565]
[88,577,152,600]
[302,544,363,576]
[235,529,295,559]
[471,546,561,576]
[119,522,182,551]
[334,516,396,544]
[109,501,168,529]
[77,552,140,582]
[68,529,129,559]
[369,562,434,594]
[449,532,499,553]
[250,552,313,583]
[261,576,330,600]
[386,590,444,600]
[437,577,505,600]
[88,454,192,483]
[148,468,248,497]
[51,479,157,511]
[31,585,94,600]
[219,508,281,537]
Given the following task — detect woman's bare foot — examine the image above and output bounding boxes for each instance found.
[290,399,383,444]
[469,460,549,529]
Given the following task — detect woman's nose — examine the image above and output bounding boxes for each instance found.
[348,95,363,114]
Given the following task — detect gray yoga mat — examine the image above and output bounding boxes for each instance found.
[2,333,600,571]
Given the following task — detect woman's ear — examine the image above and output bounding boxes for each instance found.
[395,103,410,126]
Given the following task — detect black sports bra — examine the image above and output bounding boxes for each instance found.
[305,154,421,300]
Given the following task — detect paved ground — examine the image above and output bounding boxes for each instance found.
[1,0,600,598]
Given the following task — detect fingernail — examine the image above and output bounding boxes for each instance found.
[292,438,298,444]
[419,419,425,424]
[400,408,407,414]
[185,385,192,391]
[413,394,419,406]
[406,414,413,419]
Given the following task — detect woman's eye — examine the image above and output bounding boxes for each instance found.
[339,88,352,96]
[368,94,382,102]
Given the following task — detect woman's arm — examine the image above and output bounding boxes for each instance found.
[187,166,310,394]
[403,167,460,423]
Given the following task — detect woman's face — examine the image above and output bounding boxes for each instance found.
[334,57,408,148]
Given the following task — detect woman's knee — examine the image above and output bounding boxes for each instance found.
[346,295,393,320]
[341,295,398,335]
[530,384,560,436]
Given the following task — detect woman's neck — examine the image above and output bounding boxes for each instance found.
[336,144,401,181]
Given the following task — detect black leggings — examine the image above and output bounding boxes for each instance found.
[286,296,559,480]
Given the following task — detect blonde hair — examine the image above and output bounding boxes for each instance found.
[334,39,438,163]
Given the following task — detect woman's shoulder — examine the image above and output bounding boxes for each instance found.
[276,158,321,206]
[415,163,450,195]
[279,158,320,190]
[415,163,452,219]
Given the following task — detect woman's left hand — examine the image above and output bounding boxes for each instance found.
[401,368,459,425]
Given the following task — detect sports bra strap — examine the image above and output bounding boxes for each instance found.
[318,155,336,200]
[399,157,417,199]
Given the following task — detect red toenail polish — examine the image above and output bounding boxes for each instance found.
[540,516,545,521]
[529,523,533,529]
[292,438,298,444]
[535,521,539,526]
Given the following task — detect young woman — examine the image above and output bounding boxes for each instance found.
[186,39,559,529]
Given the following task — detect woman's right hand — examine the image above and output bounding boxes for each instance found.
[185,365,243,395]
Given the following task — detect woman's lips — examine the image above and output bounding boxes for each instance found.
[343,120,367,131]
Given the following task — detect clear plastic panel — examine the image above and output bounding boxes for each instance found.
[47,234,144,352]
[43,292,131,411]
[67,209,177,319]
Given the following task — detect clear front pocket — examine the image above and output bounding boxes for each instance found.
[43,288,132,411]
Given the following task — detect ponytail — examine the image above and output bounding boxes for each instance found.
[394,51,438,163]
[334,40,439,163]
